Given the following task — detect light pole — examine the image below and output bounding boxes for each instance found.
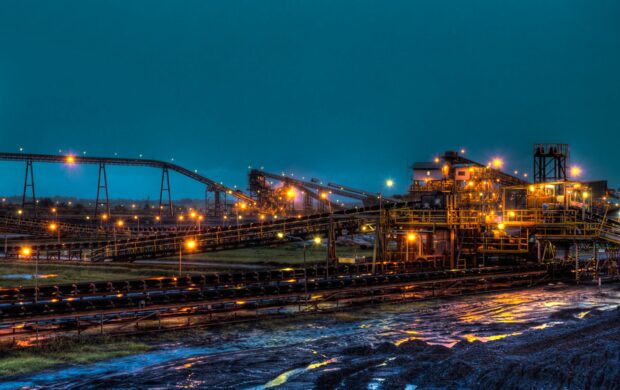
[49,222,60,244]
[179,239,197,276]
[373,179,394,274]
[114,219,124,257]
[280,234,322,295]
[320,192,334,278]
[21,247,35,301]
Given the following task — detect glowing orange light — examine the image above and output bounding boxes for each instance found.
[65,155,75,164]
[407,233,417,242]
[570,166,582,178]
[48,223,57,231]
[190,211,197,218]
[116,220,124,227]
[102,214,108,220]
[21,247,31,256]
[185,239,197,250]
[492,158,503,169]
[286,188,296,199]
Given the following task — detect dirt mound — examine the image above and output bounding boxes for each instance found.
[319,308,620,389]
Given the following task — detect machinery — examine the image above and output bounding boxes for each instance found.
[0,144,618,280]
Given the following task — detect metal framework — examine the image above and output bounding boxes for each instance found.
[0,152,256,216]
[248,169,399,216]
[94,162,110,217]
[158,167,173,217]
[21,159,36,215]
[533,143,569,183]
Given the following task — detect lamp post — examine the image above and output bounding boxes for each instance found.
[114,219,123,257]
[280,234,322,295]
[21,247,36,301]
[48,222,60,244]
[179,239,197,276]
[373,179,394,274]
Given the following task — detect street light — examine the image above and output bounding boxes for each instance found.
[280,234,322,295]
[20,246,38,301]
[48,223,60,244]
[179,239,197,275]
[373,179,394,273]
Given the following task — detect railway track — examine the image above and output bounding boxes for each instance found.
[0,265,551,346]
[0,264,546,320]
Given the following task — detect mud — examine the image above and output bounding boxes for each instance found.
[3,283,619,389]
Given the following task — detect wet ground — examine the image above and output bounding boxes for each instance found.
[3,283,620,389]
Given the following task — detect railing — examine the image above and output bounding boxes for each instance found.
[89,210,374,261]
[390,209,449,225]
[503,209,579,225]
[478,236,529,253]
[0,215,110,238]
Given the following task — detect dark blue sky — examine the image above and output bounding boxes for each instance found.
[1,1,619,199]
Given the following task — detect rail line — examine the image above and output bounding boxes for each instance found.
[0,265,549,345]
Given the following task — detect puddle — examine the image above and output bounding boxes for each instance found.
[0,273,58,280]
[3,284,619,389]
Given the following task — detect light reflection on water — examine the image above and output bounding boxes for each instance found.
[2,284,619,389]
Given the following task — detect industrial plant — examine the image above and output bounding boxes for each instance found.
[0,143,618,346]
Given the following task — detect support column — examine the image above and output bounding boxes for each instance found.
[22,159,36,215]
[94,162,110,217]
[303,191,312,215]
[159,167,173,217]
[326,215,337,262]
[449,229,455,269]
[210,187,223,218]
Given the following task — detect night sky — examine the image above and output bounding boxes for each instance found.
[1,1,619,200]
